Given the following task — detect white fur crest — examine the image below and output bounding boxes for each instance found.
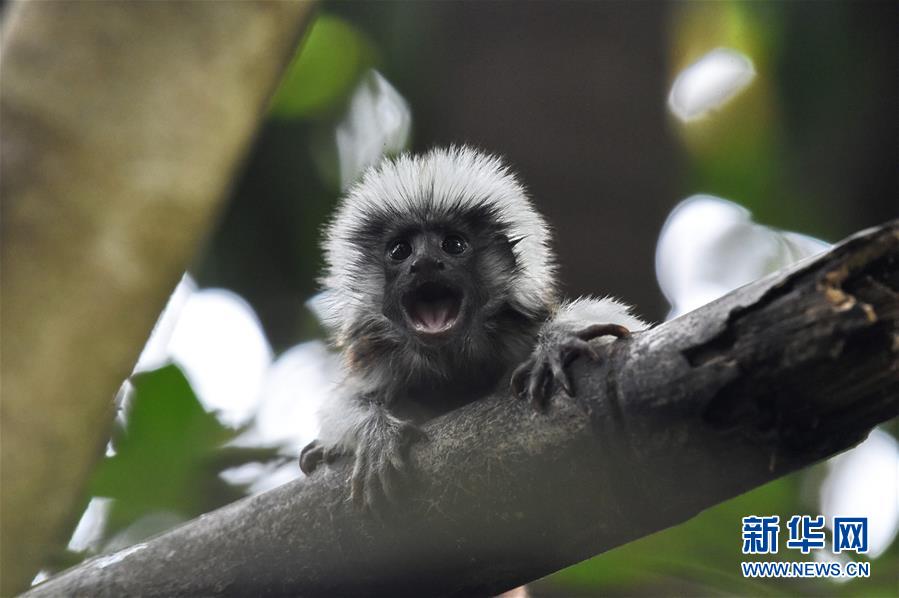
[318,146,556,340]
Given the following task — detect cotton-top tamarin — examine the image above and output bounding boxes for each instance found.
[301,146,646,508]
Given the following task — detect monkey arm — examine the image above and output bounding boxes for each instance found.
[302,386,425,510]
[511,297,649,408]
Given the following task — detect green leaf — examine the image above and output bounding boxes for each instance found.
[544,476,800,595]
[269,14,377,120]
[89,365,271,540]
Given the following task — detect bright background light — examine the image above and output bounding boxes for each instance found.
[668,47,755,122]
[336,69,412,190]
[656,194,831,319]
[820,429,899,558]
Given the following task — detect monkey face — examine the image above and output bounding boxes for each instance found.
[380,221,517,347]
[382,228,472,344]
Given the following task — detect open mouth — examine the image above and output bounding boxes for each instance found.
[403,281,463,335]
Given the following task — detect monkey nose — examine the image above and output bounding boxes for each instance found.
[410,256,444,274]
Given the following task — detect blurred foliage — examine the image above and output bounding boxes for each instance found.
[546,479,799,595]
[270,15,378,120]
[667,0,896,241]
[668,2,799,233]
[88,366,277,547]
[541,471,899,596]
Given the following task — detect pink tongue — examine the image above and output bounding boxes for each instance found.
[416,299,452,330]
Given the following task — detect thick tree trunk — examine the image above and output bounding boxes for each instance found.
[25,221,898,597]
[0,2,315,593]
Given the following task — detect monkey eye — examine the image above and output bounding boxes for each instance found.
[388,239,412,261]
[441,235,467,255]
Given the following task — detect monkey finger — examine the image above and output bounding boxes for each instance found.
[541,365,555,400]
[548,351,574,397]
[384,433,411,474]
[364,461,386,515]
[322,447,342,465]
[299,441,324,475]
[577,323,631,342]
[392,427,424,474]
[528,361,550,411]
[378,461,402,505]
[350,451,369,508]
[563,338,601,362]
[511,360,533,399]
[386,446,408,475]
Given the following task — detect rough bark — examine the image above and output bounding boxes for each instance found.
[25,221,898,597]
[0,2,315,593]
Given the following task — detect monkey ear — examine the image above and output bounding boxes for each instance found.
[490,233,522,271]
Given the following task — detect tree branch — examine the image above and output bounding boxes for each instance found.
[0,2,315,593]
[25,221,899,597]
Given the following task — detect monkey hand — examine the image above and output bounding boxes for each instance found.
[299,439,343,475]
[511,323,630,411]
[350,410,427,512]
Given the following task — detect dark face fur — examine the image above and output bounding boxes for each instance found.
[384,229,471,341]
[345,203,542,395]
[379,205,517,347]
